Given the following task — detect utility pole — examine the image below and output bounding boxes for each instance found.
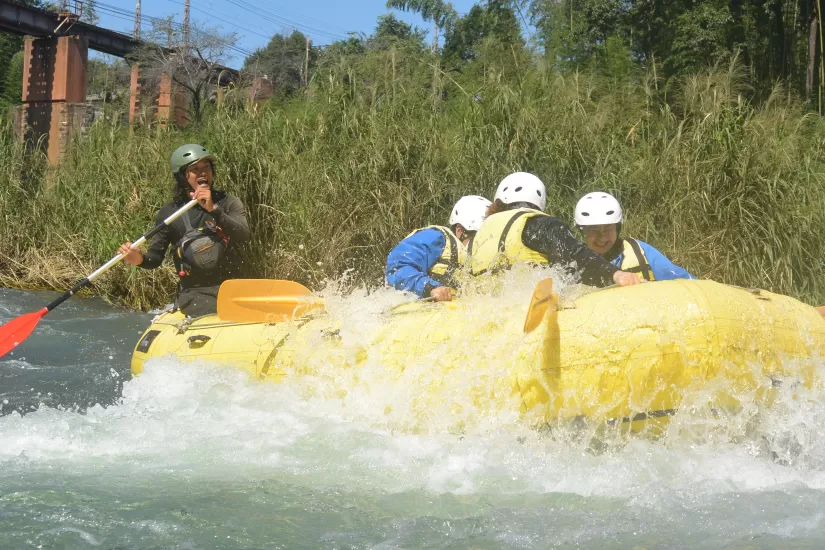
[129,0,142,130]
[304,35,310,87]
[134,0,141,39]
[183,0,190,51]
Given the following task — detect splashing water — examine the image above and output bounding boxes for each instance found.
[3,283,825,548]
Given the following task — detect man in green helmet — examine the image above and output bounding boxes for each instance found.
[118,144,250,316]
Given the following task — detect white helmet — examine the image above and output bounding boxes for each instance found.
[449,195,491,232]
[494,172,546,211]
[574,192,623,226]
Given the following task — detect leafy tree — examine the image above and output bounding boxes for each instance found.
[373,13,427,46]
[244,30,317,96]
[0,0,42,102]
[443,0,525,63]
[529,0,816,95]
[0,50,24,107]
[41,0,99,24]
[0,35,23,102]
[316,34,368,74]
[327,34,368,58]
[666,1,733,75]
[385,0,458,53]
[87,58,130,101]
[531,0,627,67]
[132,19,239,124]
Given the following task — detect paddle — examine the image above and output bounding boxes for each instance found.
[0,199,199,359]
[523,278,558,334]
[222,278,561,328]
[218,280,444,322]
[217,279,325,323]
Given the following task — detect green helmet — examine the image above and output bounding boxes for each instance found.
[170,143,216,175]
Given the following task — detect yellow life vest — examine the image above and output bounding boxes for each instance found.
[469,208,549,276]
[405,225,466,286]
[620,238,655,281]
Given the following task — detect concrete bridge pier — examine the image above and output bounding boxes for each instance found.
[156,72,189,127]
[20,35,88,167]
[128,63,140,128]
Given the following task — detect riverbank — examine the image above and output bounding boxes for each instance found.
[2,58,825,309]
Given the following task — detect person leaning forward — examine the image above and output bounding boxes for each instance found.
[386,195,492,302]
[469,172,642,288]
[574,191,695,282]
[117,144,250,317]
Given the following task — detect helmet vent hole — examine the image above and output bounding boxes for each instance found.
[606,210,614,215]
[537,190,542,196]
[183,153,191,157]
[582,212,590,216]
[515,186,522,192]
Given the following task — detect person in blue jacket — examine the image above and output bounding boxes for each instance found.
[386,195,491,301]
[574,192,695,281]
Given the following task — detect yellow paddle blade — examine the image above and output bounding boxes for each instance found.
[217,279,325,323]
[523,278,558,334]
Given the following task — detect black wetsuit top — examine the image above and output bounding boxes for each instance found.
[138,191,250,293]
[521,215,618,287]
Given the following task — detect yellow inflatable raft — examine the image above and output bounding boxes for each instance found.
[131,279,825,432]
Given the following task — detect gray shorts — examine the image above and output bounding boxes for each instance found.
[177,285,219,317]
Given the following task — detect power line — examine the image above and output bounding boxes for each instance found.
[221,0,355,36]
[95,2,256,58]
[220,0,349,41]
[96,2,255,58]
[165,0,275,41]
[95,0,363,63]
[221,0,348,39]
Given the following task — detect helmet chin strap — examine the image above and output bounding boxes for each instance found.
[604,237,624,262]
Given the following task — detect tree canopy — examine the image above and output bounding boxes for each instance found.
[244,30,317,96]
[530,0,825,104]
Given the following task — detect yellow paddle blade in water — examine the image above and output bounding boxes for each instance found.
[217,279,325,323]
[523,278,558,334]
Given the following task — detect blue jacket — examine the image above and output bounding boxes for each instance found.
[612,239,695,281]
[386,228,448,297]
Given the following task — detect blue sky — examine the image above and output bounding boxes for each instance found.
[94,0,482,67]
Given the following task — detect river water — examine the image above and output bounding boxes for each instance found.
[2,285,825,549]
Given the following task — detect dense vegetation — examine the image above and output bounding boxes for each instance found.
[1,1,825,309]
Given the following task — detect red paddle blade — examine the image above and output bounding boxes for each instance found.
[0,308,48,359]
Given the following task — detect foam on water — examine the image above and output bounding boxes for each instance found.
[4,270,825,497]
[3,352,825,548]
[3,354,825,496]
[4,280,825,547]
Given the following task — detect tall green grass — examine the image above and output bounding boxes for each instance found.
[1,49,825,309]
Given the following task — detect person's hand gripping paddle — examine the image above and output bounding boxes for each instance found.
[0,199,199,359]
